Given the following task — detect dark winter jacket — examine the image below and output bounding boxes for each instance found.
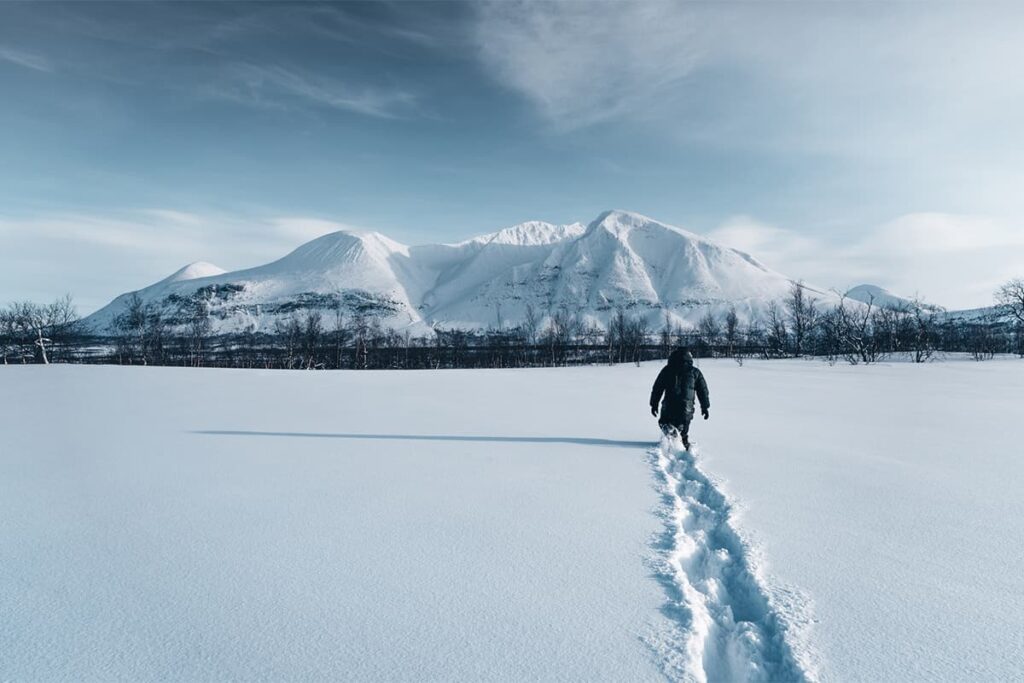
[650,349,710,422]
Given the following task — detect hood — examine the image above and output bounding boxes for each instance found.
[668,348,693,369]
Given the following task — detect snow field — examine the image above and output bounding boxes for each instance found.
[0,365,670,682]
[3,357,1023,681]
[694,357,1024,681]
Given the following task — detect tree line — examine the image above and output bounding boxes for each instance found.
[3,279,1023,368]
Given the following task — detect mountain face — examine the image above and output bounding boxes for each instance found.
[84,210,826,335]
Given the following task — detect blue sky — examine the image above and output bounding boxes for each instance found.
[2,1,1023,312]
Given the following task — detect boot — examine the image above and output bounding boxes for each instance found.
[660,423,680,440]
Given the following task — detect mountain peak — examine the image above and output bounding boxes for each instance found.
[278,229,409,269]
[590,209,655,229]
[595,208,651,221]
[159,261,226,285]
[463,220,586,247]
[586,209,700,242]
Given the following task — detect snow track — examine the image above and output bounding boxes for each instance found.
[647,437,814,682]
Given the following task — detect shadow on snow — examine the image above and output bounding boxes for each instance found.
[190,430,653,449]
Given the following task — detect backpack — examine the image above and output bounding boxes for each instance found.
[671,367,692,399]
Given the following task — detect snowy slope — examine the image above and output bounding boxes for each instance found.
[5,360,1023,681]
[83,211,825,335]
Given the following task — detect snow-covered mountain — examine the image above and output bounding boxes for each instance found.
[157,261,228,284]
[844,284,946,312]
[84,210,831,335]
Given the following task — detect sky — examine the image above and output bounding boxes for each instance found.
[1,0,1023,313]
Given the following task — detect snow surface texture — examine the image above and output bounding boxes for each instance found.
[4,360,1024,681]
[83,210,829,335]
[0,365,669,682]
[695,358,1024,682]
[648,436,811,682]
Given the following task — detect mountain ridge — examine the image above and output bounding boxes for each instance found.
[83,210,834,335]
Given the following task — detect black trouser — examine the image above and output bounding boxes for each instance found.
[659,404,692,442]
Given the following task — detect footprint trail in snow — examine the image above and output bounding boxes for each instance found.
[646,436,817,683]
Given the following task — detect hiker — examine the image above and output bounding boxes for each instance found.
[649,348,710,449]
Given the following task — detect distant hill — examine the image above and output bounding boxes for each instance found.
[844,284,943,312]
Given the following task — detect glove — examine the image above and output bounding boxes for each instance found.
[702,408,710,420]
[650,406,658,417]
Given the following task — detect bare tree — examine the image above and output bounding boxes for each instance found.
[659,310,674,355]
[630,314,650,366]
[906,297,937,363]
[765,300,788,357]
[697,309,720,346]
[871,305,902,356]
[28,304,53,364]
[143,303,169,365]
[274,315,303,369]
[188,294,213,367]
[2,302,43,363]
[610,307,628,363]
[785,281,818,356]
[724,305,740,358]
[745,318,766,359]
[301,310,324,369]
[110,293,148,364]
[830,294,879,364]
[332,304,349,369]
[352,313,370,369]
[46,294,81,362]
[995,278,1024,327]
[0,308,13,364]
[966,323,996,361]
[2,296,81,364]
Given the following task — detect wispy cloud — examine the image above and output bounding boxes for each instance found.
[472,1,701,128]
[707,213,1024,309]
[0,46,53,73]
[210,63,417,118]
[471,0,1024,166]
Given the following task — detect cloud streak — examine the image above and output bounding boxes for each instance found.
[211,63,417,118]
[707,213,1024,310]
[471,1,1024,172]
[0,46,53,73]
[472,0,701,128]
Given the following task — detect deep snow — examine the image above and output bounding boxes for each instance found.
[3,359,1023,681]
[692,358,1024,681]
[0,365,670,682]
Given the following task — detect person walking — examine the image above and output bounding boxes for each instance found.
[649,348,710,449]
